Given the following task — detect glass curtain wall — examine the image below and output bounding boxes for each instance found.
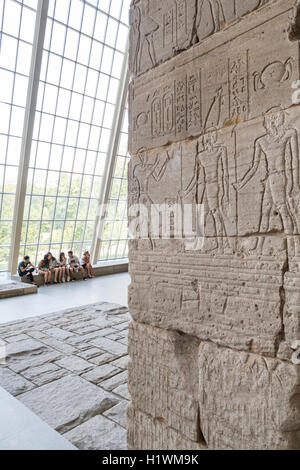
[0,0,130,271]
[100,103,129,261]
[0,0,38,270]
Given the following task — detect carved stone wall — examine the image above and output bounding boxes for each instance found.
[128,0,300,450]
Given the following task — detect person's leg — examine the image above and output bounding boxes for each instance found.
[61,267,66,282]
[66,267,70,282]
[87,263,93,277]
[80,265,87,280]
[26,272,34,283]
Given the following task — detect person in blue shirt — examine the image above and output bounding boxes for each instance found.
[18,256,37,285]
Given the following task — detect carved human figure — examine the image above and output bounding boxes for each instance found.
[196,0,265,41]
[130,2,142,75]
[234,107,300,250]
[183,128,229,251]
[139,1,159,72]
[132,150,173,237]
[196,0,223,40]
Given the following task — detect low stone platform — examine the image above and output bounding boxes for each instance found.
[0,280,37,299]
[0,302,130,450]
[13,261,128,287]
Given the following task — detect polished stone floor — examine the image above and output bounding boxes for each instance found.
[0,273,130,324]
[0,301,130,450]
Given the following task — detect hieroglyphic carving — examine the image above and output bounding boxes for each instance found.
[128,0,300,451]
[199,342,300,450]
[229,52,249,121]
[128,322,201,443]
[129,0,197,77]
[129,238,286,356]
[129,4,299,154]
[129,0,273,77]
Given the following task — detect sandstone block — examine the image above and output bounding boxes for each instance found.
[129,0,297,154]
[127,405,206,450]
[128,321,201,443]
[129,0,274,77]
[198,342,300,449]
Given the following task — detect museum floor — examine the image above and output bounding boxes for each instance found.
[0,274,131,450]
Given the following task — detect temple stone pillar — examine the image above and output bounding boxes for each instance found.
[127,0,300,450]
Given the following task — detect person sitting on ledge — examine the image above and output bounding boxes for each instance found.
[47,252,61,284]
[81,251,95,279]
[38,254,51,285]
[18,256,38,285]
[67,250,86,281]
[59,252,70,283]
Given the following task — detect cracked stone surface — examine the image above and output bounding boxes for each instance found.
[128,0,300,450]
[0,302,130,450]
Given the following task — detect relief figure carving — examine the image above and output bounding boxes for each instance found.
[196,0,223,41]
[130,0,159,75]
[234,107,300,252]
[182,128,229,252]
[196,0,266,41]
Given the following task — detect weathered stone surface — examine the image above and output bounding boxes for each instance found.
[90,337,128,356]
[18,375,118,433]
[0,367,35,396]
[8,350,63,374]
[0,280,37,299]
[5,338,46,358]
[127,405,205,450]
[55,356,93,374]
[0,301,130,449]
[89,352,117,365]
[100,371,128,392]
[30,368,70,387]
[113,383,131,401]
[129,0,274,78]
[110,355,130,370]
[103,400,128,428]
[81,364,121,384]
[64,415,127,450]
[38,337,77,355]
[198,342,300,450]
[44,327,74,341]
[129,322,201,442]
[128,0,300,451]
[129,238,285,355]
[21,362,60,380]
[129,0,297,154]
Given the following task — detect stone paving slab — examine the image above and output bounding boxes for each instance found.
[64,414,127,450]
[18,375,118,433]
[0,302,130,450]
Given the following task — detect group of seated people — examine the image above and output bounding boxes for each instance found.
[18,250,95,286]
